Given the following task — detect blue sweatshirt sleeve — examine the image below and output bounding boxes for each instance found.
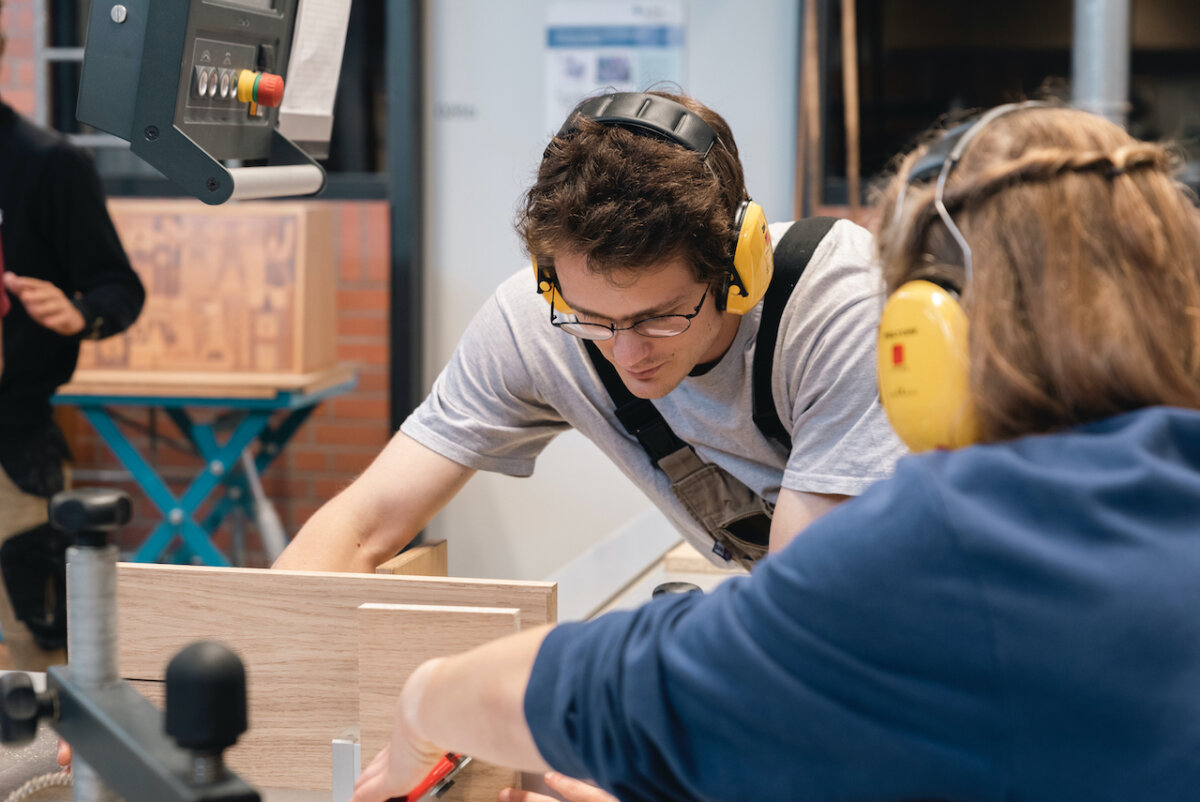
[524,458,1010,802]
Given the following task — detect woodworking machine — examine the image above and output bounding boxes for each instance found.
[0,489,260,802]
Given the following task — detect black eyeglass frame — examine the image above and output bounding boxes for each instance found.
[550,285,710,341]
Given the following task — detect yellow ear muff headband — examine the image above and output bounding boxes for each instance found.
[877,101,1045,452]
[533,92,772,317]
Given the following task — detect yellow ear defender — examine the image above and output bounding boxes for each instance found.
[533,255,574,314]
[725,200,773,315]
[877,280,978,452]
[533,92,772,317]
[877,101,1043,453]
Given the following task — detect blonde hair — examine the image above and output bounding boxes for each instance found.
[875,106,1200,442]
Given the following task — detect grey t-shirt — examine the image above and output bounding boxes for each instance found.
[402,219,907,562]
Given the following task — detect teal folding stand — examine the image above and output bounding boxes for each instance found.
[52,374,356,566]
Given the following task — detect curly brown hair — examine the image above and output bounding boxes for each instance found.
[517,91,749,302]
[875,105,1200,442]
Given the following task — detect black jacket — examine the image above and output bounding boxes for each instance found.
[0,98,145,494]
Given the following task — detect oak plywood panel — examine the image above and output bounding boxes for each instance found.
[375,540,448,577]
[116,564,555,790]
[357,604,521,801]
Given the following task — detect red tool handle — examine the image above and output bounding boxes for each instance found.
[390,753,466,802]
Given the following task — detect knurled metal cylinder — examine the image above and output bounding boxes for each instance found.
[67,545,121,802]
[191,753,225,785]
[67,545,120,689]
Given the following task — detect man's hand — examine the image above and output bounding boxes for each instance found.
[3,271,85,336]
[500,772,619,802]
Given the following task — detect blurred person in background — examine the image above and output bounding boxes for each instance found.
[0,0,144,670]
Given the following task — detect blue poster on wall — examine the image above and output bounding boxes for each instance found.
[545,1,687,133]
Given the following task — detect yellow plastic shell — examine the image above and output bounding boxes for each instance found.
[532,256,574,313]
[726,201,773,315]
[237,70,258,104]
[877,280,979,452]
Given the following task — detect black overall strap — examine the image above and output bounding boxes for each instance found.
[752,217,839,452]
[583,340,689,467]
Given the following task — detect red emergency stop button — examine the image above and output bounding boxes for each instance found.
[237,70,285,108]
[254,73,284,107]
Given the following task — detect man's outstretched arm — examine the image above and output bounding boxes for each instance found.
[273,432,475,573]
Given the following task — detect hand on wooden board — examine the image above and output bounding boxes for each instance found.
[500,772,619,802]
[350,702,445,802]
[3,271,85,336]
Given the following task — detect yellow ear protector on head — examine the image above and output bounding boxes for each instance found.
[726,199,773,315]
[533,92,772,317]
[877,279,978,452]
[534,255,574,314]
[877,102,1043,452]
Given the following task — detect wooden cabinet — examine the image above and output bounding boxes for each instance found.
[69,199,341,396]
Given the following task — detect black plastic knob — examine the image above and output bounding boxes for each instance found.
[0,672,55,746]
[49,488,132,546]
[652,581,703,598]
[165,641,248,753]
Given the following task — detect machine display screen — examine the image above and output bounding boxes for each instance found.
[213,0,276,11]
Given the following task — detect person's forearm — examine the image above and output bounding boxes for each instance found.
[273,492,412,572]
[274,433,475,573]
[408,626,554,772]
[768,490,848,552]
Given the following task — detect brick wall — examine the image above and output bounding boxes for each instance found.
[0,0,36,116]
[3,2,394,564]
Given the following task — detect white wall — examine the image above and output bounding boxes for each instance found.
[423,0,799,580]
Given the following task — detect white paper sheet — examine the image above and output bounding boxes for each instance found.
[279,0,353,145]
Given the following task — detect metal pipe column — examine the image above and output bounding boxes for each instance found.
[67,544,121,802]
[1072,0,1132,127]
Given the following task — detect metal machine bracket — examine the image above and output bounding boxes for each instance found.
[77,0,333,204]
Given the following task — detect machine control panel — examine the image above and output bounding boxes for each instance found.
[188,39,262,116]
[78,0,330,204]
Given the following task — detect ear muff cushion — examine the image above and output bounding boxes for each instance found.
[877,280,978,452]
[533,256,574,314]
[726,201,773,315]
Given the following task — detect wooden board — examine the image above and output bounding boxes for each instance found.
[79,199,336,376]
[376,540,448,577]
[116,564,556,791]
[357,604,521,801]
[661,542,748,576]
[58,364,356,399]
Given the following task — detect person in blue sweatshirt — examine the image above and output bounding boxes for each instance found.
[351,103,1200,802]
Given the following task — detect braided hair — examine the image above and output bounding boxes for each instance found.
[876,105,1200,442]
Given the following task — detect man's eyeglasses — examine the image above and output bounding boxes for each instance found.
[550,285,709,341]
